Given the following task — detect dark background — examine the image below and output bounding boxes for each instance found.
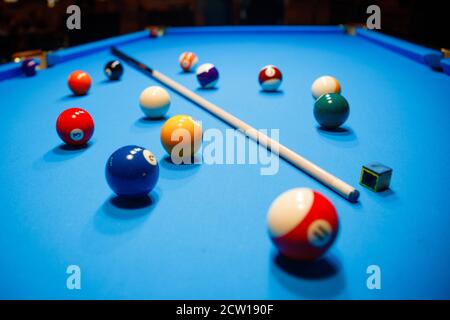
[0,0,448,64]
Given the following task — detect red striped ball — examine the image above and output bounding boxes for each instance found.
[258,65,282,91]
[267,188,339,261]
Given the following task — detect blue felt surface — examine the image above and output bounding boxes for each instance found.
[0,27,450,299]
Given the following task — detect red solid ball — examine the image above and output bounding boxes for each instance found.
[56,108,94,146]
[267,188,339,261]
[68,70,92,95]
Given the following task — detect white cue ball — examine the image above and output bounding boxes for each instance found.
[139,86,171,118]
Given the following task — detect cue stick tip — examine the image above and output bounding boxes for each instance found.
[348,189,360,203]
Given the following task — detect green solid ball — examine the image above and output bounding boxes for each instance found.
[314,93,350,129]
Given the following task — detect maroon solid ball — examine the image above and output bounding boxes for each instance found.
[56,108,94,146]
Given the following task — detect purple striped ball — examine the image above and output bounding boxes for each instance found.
[196,63,219,88]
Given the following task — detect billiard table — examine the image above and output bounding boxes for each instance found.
[1,26,449,300]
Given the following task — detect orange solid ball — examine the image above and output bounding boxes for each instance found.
[160,115,202,160]
[68,70,92,95]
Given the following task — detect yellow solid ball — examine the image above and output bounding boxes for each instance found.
[160,115,202,159]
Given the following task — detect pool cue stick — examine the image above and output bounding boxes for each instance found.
[111,47,360,203]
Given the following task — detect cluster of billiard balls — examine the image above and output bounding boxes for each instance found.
[55,60,125,145]
[104,112,202,199]
[56,57,341,262]
[311,76,350,129]
[179,52,220,89]
[65,60,124,96]
[57,59,202,197]
[180,52,350,129]
[179,52,283,92]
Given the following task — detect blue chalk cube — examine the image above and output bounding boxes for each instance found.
[360,162,392,192]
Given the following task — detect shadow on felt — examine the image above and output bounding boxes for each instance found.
[270,252,346,298]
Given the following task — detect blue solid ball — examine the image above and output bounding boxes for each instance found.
[21,58,38,77]
[105,145,159,198]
